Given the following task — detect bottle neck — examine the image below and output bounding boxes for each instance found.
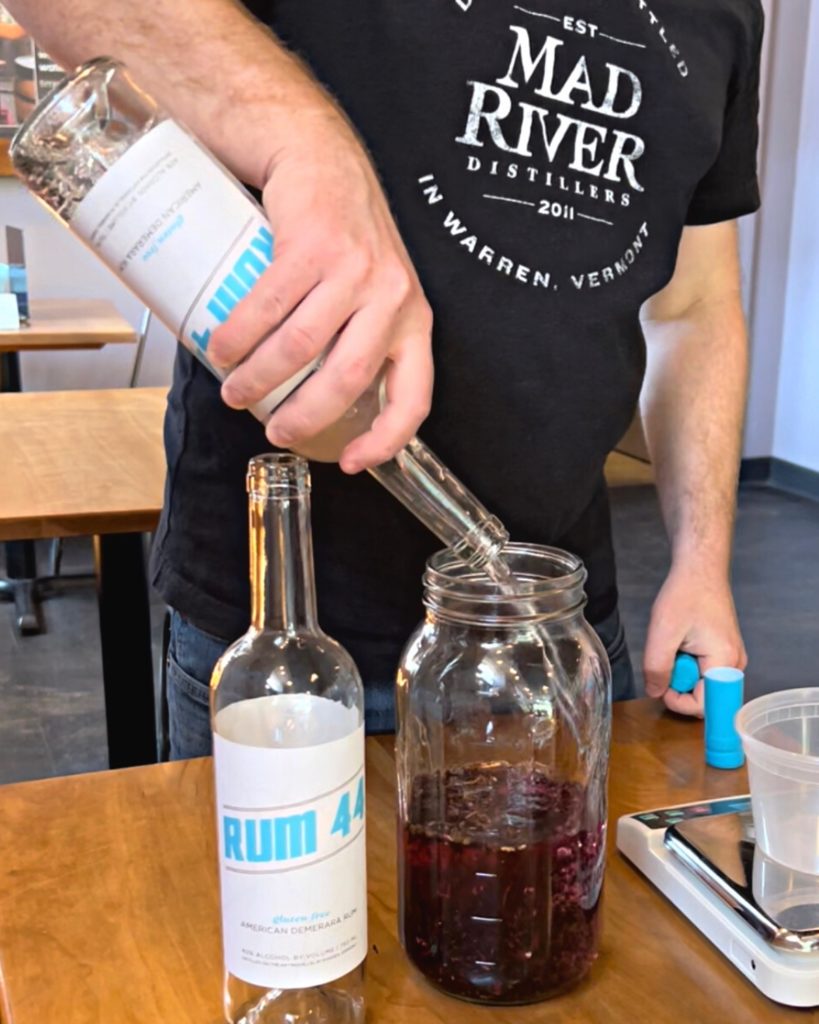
[368,437,509,569]
[249,484,318,634]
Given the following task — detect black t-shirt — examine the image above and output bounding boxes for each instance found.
[151,0,762,682]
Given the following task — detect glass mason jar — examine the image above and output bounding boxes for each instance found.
[396,544,611,1005]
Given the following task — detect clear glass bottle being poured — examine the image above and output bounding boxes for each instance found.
[10,57,589,754]
[9,56,506,566]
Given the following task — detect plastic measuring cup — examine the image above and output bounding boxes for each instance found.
[736,688,819,874]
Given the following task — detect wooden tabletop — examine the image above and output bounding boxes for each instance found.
[0,299,137,352]
[0,387,166,540]
[606,450,654,486]
[0,699,810,1024]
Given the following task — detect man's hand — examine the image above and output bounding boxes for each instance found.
[209,112,434,473]
[644,565,747,717]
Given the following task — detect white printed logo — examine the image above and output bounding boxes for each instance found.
[419,1,691,293]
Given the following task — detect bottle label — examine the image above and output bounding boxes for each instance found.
[213,707,367,989]
[70,118,320,418]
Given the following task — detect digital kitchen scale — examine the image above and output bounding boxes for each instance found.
[617,796,819,1007]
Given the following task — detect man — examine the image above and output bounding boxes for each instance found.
[10,0,760,754]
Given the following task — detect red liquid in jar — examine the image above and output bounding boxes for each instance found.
[400,763,603,1004]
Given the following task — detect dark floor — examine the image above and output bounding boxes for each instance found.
[612,484,819,703]
[1,484,817,784]
[0,540,167,783]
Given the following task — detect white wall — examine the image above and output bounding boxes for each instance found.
[771,0,819,473]
[743,0,809,458]
[744,0,819,472]
[736,0,775,317]
[0,178,175,390]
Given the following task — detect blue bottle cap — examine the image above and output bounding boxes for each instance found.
[704,667,745,770]
[670,653,700,694]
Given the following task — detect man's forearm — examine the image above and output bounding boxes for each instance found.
[639,222,749,708]
[4,0,339,188]
[640,296,748,578]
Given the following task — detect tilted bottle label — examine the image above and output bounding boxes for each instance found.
[213,705,367,989]
[70,117,319,418]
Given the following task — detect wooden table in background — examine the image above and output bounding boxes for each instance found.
[0,387,166,768]
[0,298,138,354]
[0,387,165,540]
[0,298,138,634]
[0,700,810,1024]
[606,449,654,487]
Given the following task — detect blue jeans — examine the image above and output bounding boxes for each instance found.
[166,607,635,760]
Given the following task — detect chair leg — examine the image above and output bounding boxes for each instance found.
[2,540,40,634]
[130,308,152,388]
[48,537,62,577]
[158,607,172,762]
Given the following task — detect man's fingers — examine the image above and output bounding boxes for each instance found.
[221,282,354,410]
[264,306,390,448]
[663,680,705,719]
[340,338,433,472]
[643,628,682,698]
[207,253,320,370]
[698,647,747,676]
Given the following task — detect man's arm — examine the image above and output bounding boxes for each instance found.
[639,221,749,716]
[5,0,433,471]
